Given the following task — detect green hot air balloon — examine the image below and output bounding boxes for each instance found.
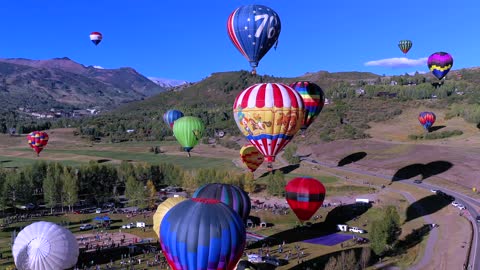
[398,40,412,55]
[172,116,205,157]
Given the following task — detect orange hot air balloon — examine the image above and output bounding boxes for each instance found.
[239,144,264,172]
[27,131,49,156]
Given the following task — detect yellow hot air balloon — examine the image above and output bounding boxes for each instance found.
[240,144,264,172]
[152,196,186,238]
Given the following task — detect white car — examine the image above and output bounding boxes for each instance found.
[430,189,439,193]
[457,204,466,210]
[122,223,135,229]
[349,227,366,234]
[451,201,460,207]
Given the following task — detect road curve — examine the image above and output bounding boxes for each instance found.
[303,158,479,270]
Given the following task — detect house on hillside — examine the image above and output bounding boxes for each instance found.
[355,88,365,96]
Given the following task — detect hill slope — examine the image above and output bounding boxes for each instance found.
[0,57,167,111]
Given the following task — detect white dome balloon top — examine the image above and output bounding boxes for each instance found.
[12,221,79,270]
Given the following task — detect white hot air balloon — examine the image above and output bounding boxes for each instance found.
[12,221,79,270]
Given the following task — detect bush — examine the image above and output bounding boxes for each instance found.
[409,129,463,140]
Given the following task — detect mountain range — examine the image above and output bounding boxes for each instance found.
[0,57,169,112]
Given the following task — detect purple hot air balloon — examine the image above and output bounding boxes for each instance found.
[427,52,453,80]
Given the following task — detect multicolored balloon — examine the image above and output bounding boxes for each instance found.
[172,116,205,157]
[427,52,453,80]
[163,109,184,129]
[398,40,412,54]
[227,5,281,74]
[12,221,79,270]
[418,112,436,132]
[27,131,49,156]
[233,83,305,168]
[193,183,251,221]
[285,177,326,223]
[289,81,325,135]
[239,144,264,172]
[89,32,102,46]
[153,196,187,238]
[160,198,246,270]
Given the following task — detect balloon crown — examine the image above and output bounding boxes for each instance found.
[192,198,221,204]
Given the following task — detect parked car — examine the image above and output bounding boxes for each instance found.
[413,179,422,184]
[451,201,460,207]
[456,204,466,210]
[95,208,102,214]
[262,256,288,266]
[122,223,135,229]
[476,216,480,223]
[349,227,366,234]
[80,224,93,231]
[430,189,439,193]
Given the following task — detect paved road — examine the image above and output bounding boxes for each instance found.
[303,158,479,270]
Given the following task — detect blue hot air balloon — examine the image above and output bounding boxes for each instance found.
[227,5,281,74]
[160,198,246,270]
[163,109,184,129]
[193,183,251,221]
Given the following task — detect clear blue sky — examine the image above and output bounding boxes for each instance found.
[1,0,478,82]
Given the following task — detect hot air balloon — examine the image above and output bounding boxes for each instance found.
[12,221,79,270]
[172,116,205,157]
[27,131,49,157]
[160,198,246,270]
[153,196,187,238]
[418,112,436,132]
[90,32,102,46]
[193,183,251,221]
[398,40,412,54]
[289,81,325,136]
[163,109,184,129]
[427,52,453,80]
[233,83,305,169]
[227,5,281,75]
[285,177,326,223]
[240,144,264,172]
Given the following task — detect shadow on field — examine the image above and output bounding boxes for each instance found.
[477,123,480,130]
[248,203,371,247]
[428,125,446,132]
[391,161,453,182]
[337,152,367,167]
[97,159,111,163]
[405,194,451,223]
[389,224,432,256]
[288,247,371,270]
[0,160,12,164]
[259,164,300,178]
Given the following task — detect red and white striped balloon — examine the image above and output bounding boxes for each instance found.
[233,83,305,168]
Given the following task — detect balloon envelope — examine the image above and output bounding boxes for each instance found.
[90,32,102,45]
[227,5,281,72]
[160,198,246,270]
[398,40,412,54]
[12,221,79,270]
[427,52,453,80]
[27,131,49,156]
[172,116,205,153]
[163,109,184,129]
[418,112,436,131]
[285,177,326,222]
[289,81,325,132]
[193,183,251,221]
[233,83,305,165]
[153,196,187,238]
[240,144,264,172]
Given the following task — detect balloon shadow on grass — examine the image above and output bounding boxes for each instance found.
[405,194,451,223]
[337,152,367,167]
[391,161,453,182]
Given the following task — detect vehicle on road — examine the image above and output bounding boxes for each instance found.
[349,227,366,234]
[430,189,439,193]
[476,216,480,223]
[122,223,135,229]
[413,179,422,184]
[452,201,460,207]
[456,204,466,210]
[80,224,93,231]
